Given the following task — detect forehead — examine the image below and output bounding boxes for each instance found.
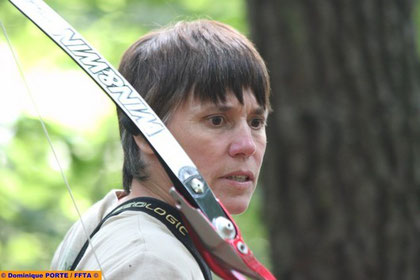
[180,90,266,115]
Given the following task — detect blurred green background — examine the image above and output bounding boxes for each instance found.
[0,0,271,270]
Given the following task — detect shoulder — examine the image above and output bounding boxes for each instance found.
[105,249,198,280]
[51,190,122,270]
[79,211,205,280]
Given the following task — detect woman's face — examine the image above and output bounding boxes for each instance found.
[167,89,267,214]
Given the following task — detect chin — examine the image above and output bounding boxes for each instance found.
[223,198,251,215]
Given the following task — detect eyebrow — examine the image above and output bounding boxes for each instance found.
[206,104,266,115]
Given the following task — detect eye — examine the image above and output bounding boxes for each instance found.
[208,115,225,127]
[249,117,265,129]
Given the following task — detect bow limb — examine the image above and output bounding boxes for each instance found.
[0,20,107,279]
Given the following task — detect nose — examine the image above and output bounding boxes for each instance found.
[228,124,257,158]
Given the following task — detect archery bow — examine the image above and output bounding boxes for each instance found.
[0,18,108,280]
[8,0,276,279]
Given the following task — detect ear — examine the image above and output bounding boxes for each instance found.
[133,135,154,155]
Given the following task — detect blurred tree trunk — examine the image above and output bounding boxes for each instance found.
[247,0,420,279]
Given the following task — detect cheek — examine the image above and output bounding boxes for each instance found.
[190,148,220,178]
[178,136,221,175]
[255,137,267,165]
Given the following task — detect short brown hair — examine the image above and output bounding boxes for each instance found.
[118,19,270,192]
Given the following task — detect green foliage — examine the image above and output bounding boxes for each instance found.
[0,0,272,272]
[0,115,122,269]
[0,0,248,67]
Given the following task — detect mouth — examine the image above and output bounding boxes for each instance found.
[225,175,250,182]
[223,171,255,183]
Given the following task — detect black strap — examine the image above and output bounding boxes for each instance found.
[70,197,212,280]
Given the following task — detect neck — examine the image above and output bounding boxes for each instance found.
[123,179,176,204]
[118,158,176,206]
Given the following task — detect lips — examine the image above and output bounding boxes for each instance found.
[222,171,254,183]
[225,175,249,182]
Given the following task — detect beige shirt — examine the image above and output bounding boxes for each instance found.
[51,190,205,279]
